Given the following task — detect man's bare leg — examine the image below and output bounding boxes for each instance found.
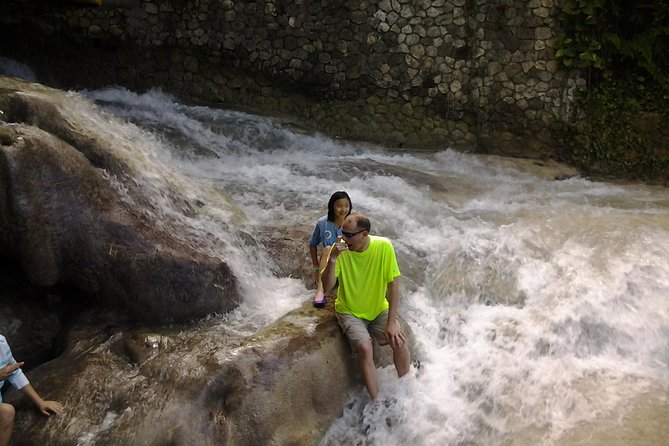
[357,340,378,399]
[392,341,411,377]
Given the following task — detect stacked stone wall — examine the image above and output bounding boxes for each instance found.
[0,0,585,156]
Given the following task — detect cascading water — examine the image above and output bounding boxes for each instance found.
[2,56,668,444]
[82,88,669,445]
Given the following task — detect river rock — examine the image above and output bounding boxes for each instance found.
[0,259,70,369]
[0,76,239,322]
[5,298,397,445]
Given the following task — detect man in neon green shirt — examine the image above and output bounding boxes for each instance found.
[322,214,411,399]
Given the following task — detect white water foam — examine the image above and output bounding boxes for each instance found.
[64,87,669,444]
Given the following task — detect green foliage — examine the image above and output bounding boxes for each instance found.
[556,80,669,183]
[555,0,606,71]
[556,0,669,84]
[555,0,669,183]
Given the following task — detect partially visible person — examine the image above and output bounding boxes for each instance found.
[0,335,63,446]
[308,191,352,307]
[321,214,411,399]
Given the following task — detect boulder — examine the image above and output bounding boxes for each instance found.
[0,76,239,322]
[0,259,70,369]
[5,299,379,445]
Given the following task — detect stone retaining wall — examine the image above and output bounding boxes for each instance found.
[0,0,584,156]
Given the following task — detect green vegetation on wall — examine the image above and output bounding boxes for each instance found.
[554,0,669,183]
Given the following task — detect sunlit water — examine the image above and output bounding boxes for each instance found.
[2,58,669,444]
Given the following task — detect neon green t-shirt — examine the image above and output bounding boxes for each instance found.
[334,235,401,320]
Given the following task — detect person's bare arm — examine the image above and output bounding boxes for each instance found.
[309,244,320,284]
[21,384,63,416]
[309,244,319,267]
[322,238,345,291]
[0,362,23,381]
[386,279,406,349]
[321,253,337,292]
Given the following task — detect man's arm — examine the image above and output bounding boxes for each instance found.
[385,279,406,349]
[322,238,345,292]
[321,252,337,292]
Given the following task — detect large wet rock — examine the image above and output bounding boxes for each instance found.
[0,76,409,446]
[5,299,382,445]
[0,259,74,369]
[0,76,239,322]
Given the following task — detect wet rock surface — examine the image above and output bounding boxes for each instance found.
[5,299,363,446]
[0,77,239,323]
[0,259,78,370]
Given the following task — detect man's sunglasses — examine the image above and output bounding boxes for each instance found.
[341,229,365,238]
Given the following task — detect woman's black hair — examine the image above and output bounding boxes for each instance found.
[327,191,352,222]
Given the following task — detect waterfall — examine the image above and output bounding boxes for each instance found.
[83,88,669,445]
[6,72,669,444]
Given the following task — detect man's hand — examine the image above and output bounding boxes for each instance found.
[0,362,24,380]
[386,318,406,350]
[330,237,347,259]
[322,238,345,292]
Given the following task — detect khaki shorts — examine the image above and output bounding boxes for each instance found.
[336,310,396,350]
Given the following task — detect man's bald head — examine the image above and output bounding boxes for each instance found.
[344,214,371,233]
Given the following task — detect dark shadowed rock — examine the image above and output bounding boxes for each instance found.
[0,76,239,322]
[5,299,392,445]
[0,259,73,369]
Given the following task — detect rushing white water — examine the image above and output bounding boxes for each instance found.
[4,62,668,444]
[80,88,668,445]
